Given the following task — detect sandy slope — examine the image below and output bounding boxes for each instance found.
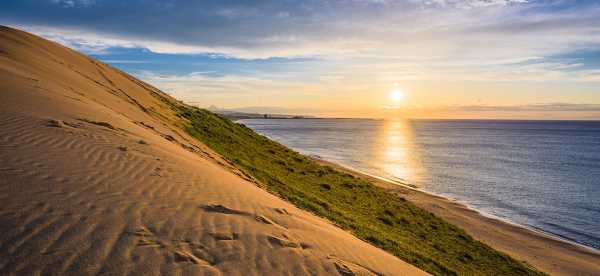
[314,159,600,276]
[0,26,426,275]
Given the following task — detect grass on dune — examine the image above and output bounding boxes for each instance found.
[176,106,544,276]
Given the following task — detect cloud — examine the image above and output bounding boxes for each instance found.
[579,70,600,82]
[3,0,599,86]
[19,25,139,54]
[424,0,529,8]
[2,0,599,60]
[134,70,317,103]
[101,60,151,64]
[50,0,95,8]
[449,103,600,112]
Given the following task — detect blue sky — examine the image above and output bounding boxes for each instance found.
[1,0,600,118]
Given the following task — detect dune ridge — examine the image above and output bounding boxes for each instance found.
[0,26,425,275]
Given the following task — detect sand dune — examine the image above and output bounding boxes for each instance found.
[0,26,426,275]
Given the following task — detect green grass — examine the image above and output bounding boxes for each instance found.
[177,106,544,276]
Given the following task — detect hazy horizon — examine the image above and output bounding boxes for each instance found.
[207,104,600,120]
[2,0,599,119]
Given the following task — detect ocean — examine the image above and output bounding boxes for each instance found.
[239,118,600,250]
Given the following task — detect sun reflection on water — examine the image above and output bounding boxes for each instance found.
[376,119,422,186]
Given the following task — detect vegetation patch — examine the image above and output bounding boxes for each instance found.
[177,106,544,276]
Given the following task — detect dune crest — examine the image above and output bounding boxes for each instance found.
[0,26,426,275]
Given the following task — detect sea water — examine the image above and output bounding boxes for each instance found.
[240,118,600,250]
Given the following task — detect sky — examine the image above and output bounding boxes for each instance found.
[1,0,600,119]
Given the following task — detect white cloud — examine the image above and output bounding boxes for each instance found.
[12,1,600,62]
[50,0,95,8]
[18,25,138,54]
[7,0,600,84]
[424,0,529,8]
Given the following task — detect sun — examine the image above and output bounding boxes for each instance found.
[389,89,404,103]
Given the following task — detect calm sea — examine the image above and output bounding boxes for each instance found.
[239,118,600,250]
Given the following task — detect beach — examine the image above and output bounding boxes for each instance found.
[315,158,600,276]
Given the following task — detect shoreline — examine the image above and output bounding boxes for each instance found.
[311,156,600,276]
[325,158,600,253]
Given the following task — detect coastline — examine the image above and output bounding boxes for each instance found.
[322,157,600,251]
[312,157,600,276]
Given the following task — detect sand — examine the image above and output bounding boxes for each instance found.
[314,159,600,276]
[0,26,426,275]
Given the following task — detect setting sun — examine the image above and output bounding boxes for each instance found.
[389,89,404,103]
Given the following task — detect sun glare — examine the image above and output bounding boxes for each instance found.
[389,89,404,102]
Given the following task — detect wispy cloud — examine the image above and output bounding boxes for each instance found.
[100,59,149,64]
[50,0,95,8]
[2,0,598,60]
[3,0,598,82]
[135,71,321,105]
[449,103,600,112]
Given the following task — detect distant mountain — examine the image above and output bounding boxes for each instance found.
[205,106,314,120]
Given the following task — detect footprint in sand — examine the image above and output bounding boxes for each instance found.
[173,250,210,265]
[78,118,115,130]
[254,215,277,225]
[130,226,162,247]
[200,204,286,229]
[130,226,219,270]
[267,234,300,249]
[200,204,250,215]
[171,240,219,268]
[137,238,162,247]
[46,119,81,129]
[328,256,381,276]
[210,232,240,241]
[131,226,153,237]
[273,208,290,215]
[46,119,65,128]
